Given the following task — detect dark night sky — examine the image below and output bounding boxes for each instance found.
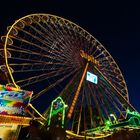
[0,0,140,112]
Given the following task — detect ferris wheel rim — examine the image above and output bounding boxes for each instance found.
[3,13,129,100]
[1,13,138,137]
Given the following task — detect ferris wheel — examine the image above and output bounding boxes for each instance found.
[1,14,136,138]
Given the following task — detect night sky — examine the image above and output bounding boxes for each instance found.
[0,0,140,112]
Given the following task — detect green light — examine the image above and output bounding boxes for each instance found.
[127,109,140,118]
[48,96,68,128]
[105,120,111,126]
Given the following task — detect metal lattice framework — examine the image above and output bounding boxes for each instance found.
[1,14,138,138]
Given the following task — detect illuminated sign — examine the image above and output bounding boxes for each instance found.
[86,71,98,84]
[80,50,99,65]
[0,85,33,116]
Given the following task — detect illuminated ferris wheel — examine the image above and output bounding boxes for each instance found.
[1,14,137,138]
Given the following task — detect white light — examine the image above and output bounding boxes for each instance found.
[86,71,98,84]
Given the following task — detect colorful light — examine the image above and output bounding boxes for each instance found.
[48,96,67,128]
[0,84,33,116]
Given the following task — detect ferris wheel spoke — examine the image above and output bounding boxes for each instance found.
[94,45,107,57]
[85,86,94,129]
[97,54,112,63]
[53,24,83,54]
[91,48,102,59]
[94,65,131,110]
[9,35,52,54]
[31,67,80,101]
[17,24,54,46]
[108,95,126,118]
[99,93,116,119]
[99,81,126,118]
[36,17,63,40]
[9,53,74,71]
[96,92,113,121]
[99,68,125,91]
[60,70,81,99]
[16,65,75,87]
[47,24,72,49]
[96,92,111,121]
[99,76,129,105]
[10,63,67,73]
[87,84,105,127]
[105,76,126,95]
[62,29,88,55]
[48,20,88,58]
[88,84,105,123]
[29,24,55,43]
[28,23,76,59]
[94,81,116,117]
[101,71,124,87]
[10,30,71,61]
[103,94,124,118]
[95,89,109,120]
[9,55,70,68]
[12,29,54,50]
[86,85,95,128]
[60,23,83,47]
[34,18,61,42]
[105,89,127,114]
[35,20,70,53]
[32,18,86,65]
[8,44,73,66]
[35,28,75,60]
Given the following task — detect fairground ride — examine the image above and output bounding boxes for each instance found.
[0,13,140,139]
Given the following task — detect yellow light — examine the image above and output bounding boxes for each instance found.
[66,130,113,139]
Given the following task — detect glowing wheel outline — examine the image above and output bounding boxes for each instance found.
[1,13,136,138]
